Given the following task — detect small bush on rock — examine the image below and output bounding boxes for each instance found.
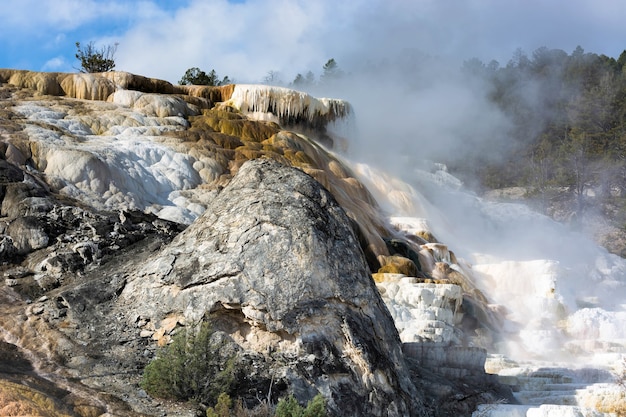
[301,394,326,417]
[205,393,326,417]
[141,322,236,405]
[206,392,232,417]
[275,394,326,417]
[274,395,302,417]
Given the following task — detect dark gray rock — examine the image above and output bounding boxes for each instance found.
[0,234,17,263]
[1,182,48,218]
[7,216,49,254]
[0,159,24,184]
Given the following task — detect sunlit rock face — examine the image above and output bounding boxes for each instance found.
[0,70,384,295]
[376,278,463,344]
[1,69,388,259]
[121,158,424,416]
[0,70,428,416]
[0,69,179,98]
[11,97,201,223]
[226,84,351,128]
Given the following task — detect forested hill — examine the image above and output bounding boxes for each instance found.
[451,46,626,255]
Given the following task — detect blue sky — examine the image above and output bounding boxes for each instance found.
[1,0,625,84]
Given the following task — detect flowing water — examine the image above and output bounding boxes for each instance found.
[346,158,626,416]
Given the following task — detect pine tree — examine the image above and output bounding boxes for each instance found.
[75,41,117,73]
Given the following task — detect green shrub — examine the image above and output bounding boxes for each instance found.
[302,394,326,417]
[274,394,326,417]
[141,322,236,405]
[179,67,231,86]
[206,392,232,417]
[201,392,327,417]
[274,395,303,417]
[142,322,327,417]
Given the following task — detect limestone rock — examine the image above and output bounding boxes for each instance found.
[0,159,24,185]
[0,235,17,262]
[227,84,351,128]
[0,73,516,416]
[108,90,199,117]
[378,254,419,276]
[1,182,49,219]
[0,70,64,96]
[0,69,179,98]
[60,73,116,100]
[377,279,464,344]
[7,216,48,254]
[122,158,425,416]
[101,71,178,94]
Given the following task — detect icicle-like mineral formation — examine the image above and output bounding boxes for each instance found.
[227,84,351,126]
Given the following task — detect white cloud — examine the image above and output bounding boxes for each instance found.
[2,0,624,85]
[113,0,335,83]
[105,0,626,85]
[42,56,70,71]
[0,0,130,33]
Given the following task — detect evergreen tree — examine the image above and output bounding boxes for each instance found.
[292,71,316,88]
[305,71,315,85]
[320,58,343,83]
[141,323,237,404]
[75,41,117,73]
[179,67,231,86]
[292,73,305,86]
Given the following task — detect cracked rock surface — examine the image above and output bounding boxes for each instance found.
[121,158,426,416]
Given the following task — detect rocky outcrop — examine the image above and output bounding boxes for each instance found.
[0,70,389,260]
[226,84,351,128]
[377,278,464,344]
[0,151,431,415]
[120,158,425,416]
[0,71,517,416]
[0,158,185,415]
[0,69,179,99]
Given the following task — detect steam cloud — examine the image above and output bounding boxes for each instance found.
[3,0,626,362]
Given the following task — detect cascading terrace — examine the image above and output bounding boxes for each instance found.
[0,69,625,417]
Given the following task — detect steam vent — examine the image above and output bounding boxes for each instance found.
[1,70,625,416]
